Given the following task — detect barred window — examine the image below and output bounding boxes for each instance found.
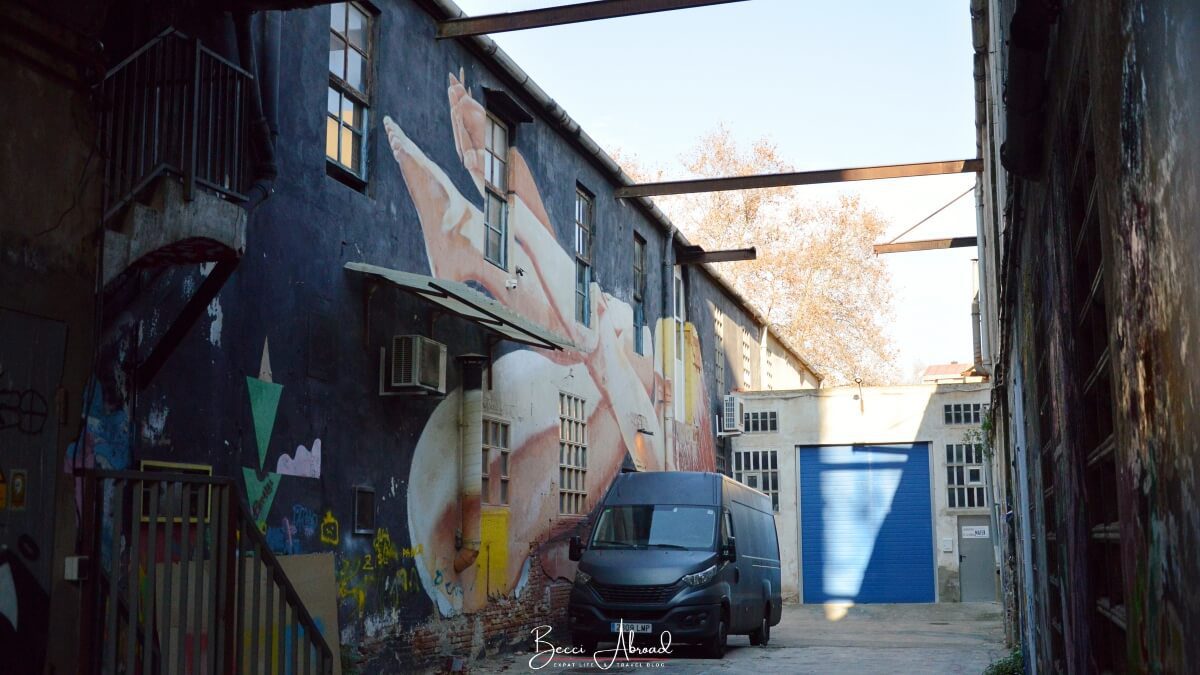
[947,443,987,508]
[742,410,778,433]
[943,403,984,425]
[559,393,588,515]
[483,418,511,505]
[734,449,779,512]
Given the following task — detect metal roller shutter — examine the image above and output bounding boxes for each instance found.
[798,443,935,603]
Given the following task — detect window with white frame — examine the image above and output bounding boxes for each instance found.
[742,410,778,433]
[714,308,726,394]
[944,402,985,425]
[946,443,987,508]
[482,418,511,505]
[483,114,509,267]
[734,449,779,511]
[327,2,371,181]
[574,188,593,326]
[559,393,587,515]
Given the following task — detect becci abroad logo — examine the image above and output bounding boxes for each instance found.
[529,621,674,670]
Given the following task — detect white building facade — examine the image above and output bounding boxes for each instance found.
[731,383,995,604]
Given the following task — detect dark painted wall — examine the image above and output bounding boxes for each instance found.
[82,0,775,662]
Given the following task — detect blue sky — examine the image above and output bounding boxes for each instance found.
[454,0,981,381]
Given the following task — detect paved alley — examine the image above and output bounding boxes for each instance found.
[462,602,1008,674]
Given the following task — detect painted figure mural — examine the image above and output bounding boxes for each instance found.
[384,72,715,617]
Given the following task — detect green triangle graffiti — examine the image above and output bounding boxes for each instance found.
[242,467,282,529]
[246,376,283,471]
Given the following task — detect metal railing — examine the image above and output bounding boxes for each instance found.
[99,29,252,222]
[79,471,334,674]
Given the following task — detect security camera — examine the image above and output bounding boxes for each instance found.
[505,278,519,290]
[515,266,527,277]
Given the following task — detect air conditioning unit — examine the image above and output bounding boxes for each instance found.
[380,335,447,396]
[721,394,744,433]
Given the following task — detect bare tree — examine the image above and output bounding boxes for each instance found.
[619,126,899,385]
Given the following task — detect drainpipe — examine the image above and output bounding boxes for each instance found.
[260,11,281,144]
[660,225,676,471]
[972,259,984,373]
[454,354,487,573]
[233,11,277,211]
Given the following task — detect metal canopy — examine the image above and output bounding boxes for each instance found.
[615,159,983,198]
[345,262,573,351]
[436,0,749,39]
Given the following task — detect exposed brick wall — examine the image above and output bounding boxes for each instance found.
[355,553,571,673]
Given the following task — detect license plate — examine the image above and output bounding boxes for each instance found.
[611,621,652,634]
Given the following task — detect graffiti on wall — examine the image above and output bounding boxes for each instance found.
[384,71,715,618]
[244,338,283,530]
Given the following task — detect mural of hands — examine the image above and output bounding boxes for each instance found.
[382,72,711,620]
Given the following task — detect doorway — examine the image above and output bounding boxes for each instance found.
[957,514,997,601]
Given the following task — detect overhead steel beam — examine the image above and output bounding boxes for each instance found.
[616,159,983,198]
[873,237,978,255]
[676,245,756,265]
[437,0,749,39]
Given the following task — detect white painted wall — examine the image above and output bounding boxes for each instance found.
[732,383,992,603]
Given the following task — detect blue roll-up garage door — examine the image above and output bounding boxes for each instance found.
[798,444,935,603]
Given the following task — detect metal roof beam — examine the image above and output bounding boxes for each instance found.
[615,159,983,198]
[872,236,978,255]
[676,246,756,265]
[437,0,749,39]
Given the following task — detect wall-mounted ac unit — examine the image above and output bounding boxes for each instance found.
[380,335,447,396]
[721,394,744,433]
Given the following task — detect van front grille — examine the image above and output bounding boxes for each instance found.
[591,581,681,604]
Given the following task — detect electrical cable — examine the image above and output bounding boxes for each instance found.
[884,186,974,245]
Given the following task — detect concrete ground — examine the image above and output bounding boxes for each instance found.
[458,602,1008,674]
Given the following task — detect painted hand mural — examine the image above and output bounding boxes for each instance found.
[384,72,714,619]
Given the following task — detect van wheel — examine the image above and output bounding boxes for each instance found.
[704,613,727,659]
[749,608,771,646]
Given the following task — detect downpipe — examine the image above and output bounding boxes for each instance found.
[234,11,277,210]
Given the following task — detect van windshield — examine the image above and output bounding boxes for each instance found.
[590,505,717,551]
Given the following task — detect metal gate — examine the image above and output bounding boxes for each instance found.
[79,470,334,674]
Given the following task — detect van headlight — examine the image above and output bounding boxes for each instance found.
[681,564,717,587]
[575,570,592,586]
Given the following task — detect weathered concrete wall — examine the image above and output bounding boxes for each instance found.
[985,0,1200,670]
[734,384,992,602]
[0,4,106,673]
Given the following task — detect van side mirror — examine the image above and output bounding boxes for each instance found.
[569,535,584,561]
[721,536,737,562]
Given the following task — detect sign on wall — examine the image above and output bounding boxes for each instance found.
[961,525,989,538]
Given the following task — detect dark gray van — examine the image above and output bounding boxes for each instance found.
[567,471,782,658]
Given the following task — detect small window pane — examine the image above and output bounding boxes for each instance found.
[946,445,954,463]
[949,490,957,508]
[329,34,346,79]
[346,49,365,91]
[481,477,489,502]
[330,3,346,34]
[347,5,368,49]
[325,117,339,160]
[328,88,341,116]
[500,479,509,504]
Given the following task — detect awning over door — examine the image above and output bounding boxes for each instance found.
[345,262,573,351]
